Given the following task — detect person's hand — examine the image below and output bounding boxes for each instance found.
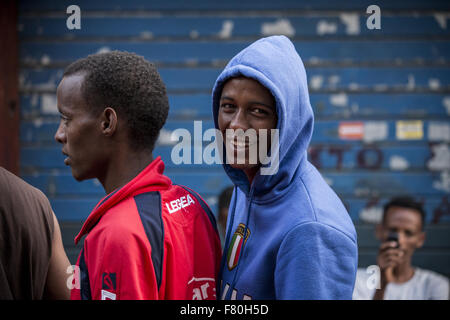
[377,241,404,285]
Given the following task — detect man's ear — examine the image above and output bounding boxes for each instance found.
[416,231,426,249]
[101,107,118,137]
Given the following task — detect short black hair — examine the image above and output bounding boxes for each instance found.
[383,196,426,230]
[63,50,169,151]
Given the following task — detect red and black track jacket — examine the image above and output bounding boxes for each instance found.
[70,157,222,300]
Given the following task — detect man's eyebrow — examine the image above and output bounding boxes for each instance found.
[57,105,71,116]
[220,96,274,109]
[220,95,235,101]
[248,101,275,110]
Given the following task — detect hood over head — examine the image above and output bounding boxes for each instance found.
[212,35,314,200]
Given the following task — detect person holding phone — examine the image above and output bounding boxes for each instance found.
[353,196,449,300]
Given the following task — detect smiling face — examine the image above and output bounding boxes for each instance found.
[54,73,108,181]
[217,77,277,181]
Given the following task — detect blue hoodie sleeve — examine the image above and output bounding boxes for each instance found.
[274,221,357,299]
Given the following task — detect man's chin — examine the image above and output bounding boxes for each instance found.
[71,167,89,182]
[72,174,86,182]
[228,162,260,171]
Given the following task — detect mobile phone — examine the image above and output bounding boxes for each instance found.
[386,231,400,248]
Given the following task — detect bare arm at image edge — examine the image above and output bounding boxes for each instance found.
[44,211,71,300]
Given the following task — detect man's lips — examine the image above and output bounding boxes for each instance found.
[225,135,257,150]
[62,151,70,165]
[231,139,251,149]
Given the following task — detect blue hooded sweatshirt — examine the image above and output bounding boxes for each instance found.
[212,36,358,300]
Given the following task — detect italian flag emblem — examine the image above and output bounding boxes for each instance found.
[226,223,251,271]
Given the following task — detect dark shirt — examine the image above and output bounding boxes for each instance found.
[0,167,54,299]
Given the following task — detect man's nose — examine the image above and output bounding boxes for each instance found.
[397,232,406,246]
[228,109,249,131]
[54,123,66,144]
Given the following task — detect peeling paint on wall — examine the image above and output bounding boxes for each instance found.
[374,84,388,92]
[389,155,409,171]
[428,78,441,90]
[310,75,323,90]
[33,117,43,128]
[140,31,153,39]
[406,74,415,90]
[40,54,51,66]
[96,46,111,54]
[349,82,359,91]
[19,72,26,88]
[434,13,449,29]
[48,180,56,197]
[157,128,177,146]
[41,94,58,114]
[261,18,295,37]
[317,20,337,35]
[433,170,450,193]
[328,75,340,89]
[339,13,360,35]
[330,93,348,107]
[359,206,383,224]
[323,176,333,186]
[218,20,234,39]
[308,56,321,65]
[190,30,199,39]
[364,121,388,143]
[428,143,450,171]
[31,93,39,107]
[185,58,199,66]
[443,97,450,115]
[428,122,450,142]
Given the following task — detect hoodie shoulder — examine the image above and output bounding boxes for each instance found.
[296,163,357,242]
[275,220,358,299]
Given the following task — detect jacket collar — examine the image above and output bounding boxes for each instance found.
[74,156,171,244]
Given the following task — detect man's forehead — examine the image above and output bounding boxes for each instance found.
[57,74,88,112]
[58,73,86,91]
[384,206,422,227]
[221,77,276,108]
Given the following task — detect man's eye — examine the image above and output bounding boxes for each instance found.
[221,104,235,111]
[254,108,267,114]
[252,107,270,116]
[60,115,69,123]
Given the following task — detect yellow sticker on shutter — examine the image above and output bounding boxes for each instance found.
[396,120,423,140]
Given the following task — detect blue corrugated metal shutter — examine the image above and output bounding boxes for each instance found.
[18,0,450,276]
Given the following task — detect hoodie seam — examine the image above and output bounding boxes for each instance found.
[251,170,304,205]
[280,220,357,250]
[298,174,318,222]
[296,175,356,243]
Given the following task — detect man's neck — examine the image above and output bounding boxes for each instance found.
[392,261,415,283]
[244,166,259,187]
[100,149,154,194]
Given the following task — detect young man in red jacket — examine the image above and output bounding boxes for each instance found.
[54,51,221,300]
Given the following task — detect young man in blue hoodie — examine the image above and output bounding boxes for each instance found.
[213,35,358,299]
